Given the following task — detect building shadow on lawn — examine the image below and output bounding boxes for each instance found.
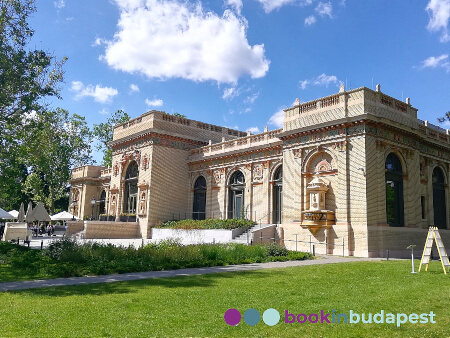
[12,269,289,297]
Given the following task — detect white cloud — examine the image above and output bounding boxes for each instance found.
[226,0,243,15]
[245,92,259,104]
[93,37,107,47]
[54,0,65,9]
[268,109,285,128]
[103,0,269,84]
[299,79,309,89]
[99,108,110,115]
[426,0,450,42]
[145,98,164,107]
[304,15,316,26]
[420,54,450,71]
[246,126,261,134]
[315,2,333,18]
[313,73,339,86]
[257,0,294,13]
[256,0,312,13]
[70,81,119,103]
[129,84,140,93]
[223,87,238,100]
[299,74,340,89]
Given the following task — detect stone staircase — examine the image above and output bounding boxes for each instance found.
[231,223,277,244]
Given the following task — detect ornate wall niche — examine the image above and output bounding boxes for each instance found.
[253,164,263,181]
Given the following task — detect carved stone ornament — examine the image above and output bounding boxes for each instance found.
[315,159,332,172]
[120,149,141,170]
[113,162,119,177]
[213,170,222,184]
[142,154,149,171]
[253,164,263,181]
[293,148,302,159]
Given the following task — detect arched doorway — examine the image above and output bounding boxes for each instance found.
[385,153,404,227]
[273,166,282,224]
[228,171,245,219]
[99,190,106,215]
[193,176,206,220]
[432,167,447,229]
[124,161,139,214]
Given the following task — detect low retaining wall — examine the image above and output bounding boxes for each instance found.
[251,225,279,245]
[368,226,450,258]
[66,221,84,235]
[151,228,245,244]
[2,222,32,241]
[84,221,140,239]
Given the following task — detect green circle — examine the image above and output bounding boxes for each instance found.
[244,309,260,326]
[263,308,280,326]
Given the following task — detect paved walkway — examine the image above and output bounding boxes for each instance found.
[0,256,384,292]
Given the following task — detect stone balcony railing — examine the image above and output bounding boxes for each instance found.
[71,165,105,180]
[189,128,282,160]
[417,119,450,143]
[101,168,112,177]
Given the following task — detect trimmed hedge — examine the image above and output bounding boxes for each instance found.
[155,218,256,230]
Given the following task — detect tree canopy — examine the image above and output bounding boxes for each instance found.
[92,109,130,167]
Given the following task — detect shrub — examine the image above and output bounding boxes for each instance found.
[0,238,311,281]
[264,243,289,257]
[155,218,256,230]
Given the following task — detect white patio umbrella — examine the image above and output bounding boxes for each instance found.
[17,203,25,222]
[51,211,79,221]
[0,207,13,219]
[8,210,18,219]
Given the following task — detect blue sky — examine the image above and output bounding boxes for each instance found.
[30,0,450,164]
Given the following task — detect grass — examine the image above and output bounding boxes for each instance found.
[0,260,448,337]
[0,239,310,282]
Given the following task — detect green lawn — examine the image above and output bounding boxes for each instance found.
[0,260,448,337]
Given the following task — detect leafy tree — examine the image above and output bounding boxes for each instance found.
[92,109,130,167]
[437,111,450,124]
[0,0,66,127]
[22,108,92,214]
[173,112,187,118]
[0,0,66,210]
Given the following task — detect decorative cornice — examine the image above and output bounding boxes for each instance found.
[111,131,207,151]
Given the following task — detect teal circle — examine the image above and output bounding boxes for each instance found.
[244,309,260,326]
[263,308,280,326]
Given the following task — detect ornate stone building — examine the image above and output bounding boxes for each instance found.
[69,85,450,257]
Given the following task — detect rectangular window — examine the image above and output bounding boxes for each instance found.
[421,196,426,219]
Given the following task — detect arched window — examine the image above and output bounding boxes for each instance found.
[124,161,139,214]
[193,176,207,220]
[385,153,404,227]
[228,171,245,219]
[273,166,283,224]
[432,167,447,229]
[99,190,106,215]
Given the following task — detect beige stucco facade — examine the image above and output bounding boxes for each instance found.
[69,85,450,257]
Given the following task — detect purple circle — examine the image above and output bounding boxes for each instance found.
[224,308,241,326]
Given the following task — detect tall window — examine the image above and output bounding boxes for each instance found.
[99,190,106,215]
[385,153,404,227]
[432,167,447,229]
[124,161,139,214]
[273,166,283,224]
[228,171,245,219]
[193,176,207,220]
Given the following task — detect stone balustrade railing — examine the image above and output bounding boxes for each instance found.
[189,128,283,158]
